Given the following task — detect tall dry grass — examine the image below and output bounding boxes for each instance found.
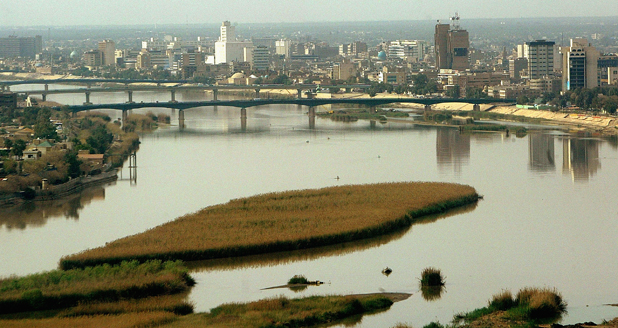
[455,286,567,325]
[61,182,478,269]
[184,294,393,328]
[58,294,193,317]
[0,260,193,314]
[0,311,176,328]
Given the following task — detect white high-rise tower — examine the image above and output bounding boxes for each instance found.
[220,21,235,42]
[215,21,253,65]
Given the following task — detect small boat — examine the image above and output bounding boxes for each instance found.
[382,267,392,276]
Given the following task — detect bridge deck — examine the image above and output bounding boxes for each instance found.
[62,98,515,112]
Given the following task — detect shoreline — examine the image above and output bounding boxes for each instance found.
[387,101,618,136]
[0,170,118,207]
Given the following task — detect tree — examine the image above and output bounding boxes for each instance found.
[4,138,13,150]
[466,87,489,99]
[394,84,409,95]
[603,96,618,114]
[445,85,460,99]
[412,74,429,94]
[65,151,82,179]
[86,125,113,154]
[12,139,26,159]
[272,74,291,85]
[517,95,530,105]
[34,107,58,140]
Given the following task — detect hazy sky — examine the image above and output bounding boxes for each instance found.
[1,0,617,26]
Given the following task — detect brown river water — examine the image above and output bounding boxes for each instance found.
[1,86,617,327]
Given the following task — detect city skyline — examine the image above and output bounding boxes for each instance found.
[0,0,617,27]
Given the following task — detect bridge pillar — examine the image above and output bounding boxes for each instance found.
[370,106,377,114]
[473,104,481,111]
[240,107,247,132]
[178,109,185,129]
[42,93,47,102]
[345,87,351,93]
[308,106,316,130]
[5,86,9,91]
[424,104,432,111]
[213,89,218,101]
[297,89,302,99]
[255,89,260,99]
[44,84,49,92]
[127,90,134,103]
[370,120,377,129]
[170,90,177,103]
[0,85,4,91]
[84,91,92,105]
[122,109,129,132]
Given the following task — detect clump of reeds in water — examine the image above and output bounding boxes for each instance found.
[288,275,309,285]
[420,267,445,287]
[455,286,567,325]
[512,287,567,320]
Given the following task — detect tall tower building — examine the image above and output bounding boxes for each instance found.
[98,39,116,66]
[219,21,235,42]
[448,29,469,70]
[215,21,253,64]
[434,23,450,69]
[521,40,555,79]
[434,14,469,71]
[561,38,600,91]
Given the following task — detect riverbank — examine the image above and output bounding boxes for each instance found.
[389,101,618,135]
[60,182,479,269]
[0,170,118,207]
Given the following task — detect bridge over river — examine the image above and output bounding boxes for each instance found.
[60,97,515,130]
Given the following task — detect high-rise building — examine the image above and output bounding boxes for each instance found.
[275,39,291,58]
[219,21,235,42]
[252,46,270,71]
[448,29,469,71]
[388,40,427,61]
[214,21,253,64]
[434,24,450,69]
[561,38,600,91]
[520,40,555,79]
[0,35,42,58]
[83,50,103,67]
[509,58,528,80]
[351,41,368,55]
[434,15,469,71]
[98,40,116,66]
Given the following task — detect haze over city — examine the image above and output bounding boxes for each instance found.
[1,0,618,26]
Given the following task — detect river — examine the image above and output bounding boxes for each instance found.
[1,85,617,327]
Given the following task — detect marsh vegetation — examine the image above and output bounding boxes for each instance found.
[61,182,479,269]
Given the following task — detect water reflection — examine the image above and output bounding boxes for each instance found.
[562,138,601,182]
[0,185,108,230]
[529,133,556,172]
[421,286,446,302]
[436,128,470,174]
[185,203,477,273]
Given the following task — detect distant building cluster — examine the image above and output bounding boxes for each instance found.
[2,16,618,106]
